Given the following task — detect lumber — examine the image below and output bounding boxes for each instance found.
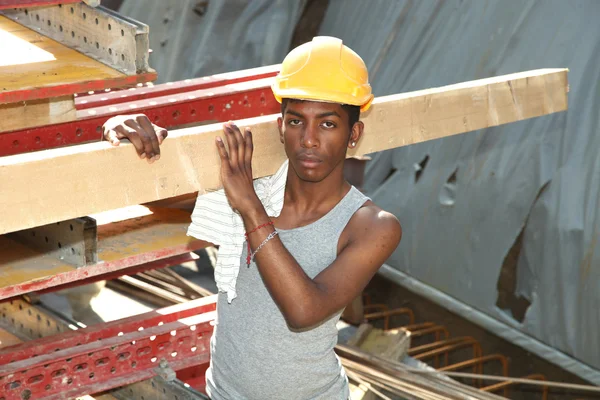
[0,68,568,235]
[0,16,155,104]
[0,95,76,132]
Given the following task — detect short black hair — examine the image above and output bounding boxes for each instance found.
[281,98,361,128]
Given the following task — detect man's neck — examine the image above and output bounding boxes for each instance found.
[283,166,350,215]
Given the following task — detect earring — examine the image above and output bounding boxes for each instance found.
[351,141,356,147]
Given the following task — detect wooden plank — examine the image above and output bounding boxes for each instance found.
[1,2,149,75]
[0,95,76,132]
[0,206,207,300]
[0,16,155,104]
[0,69,568,235]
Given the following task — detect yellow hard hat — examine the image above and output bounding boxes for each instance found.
[271,36,374,112]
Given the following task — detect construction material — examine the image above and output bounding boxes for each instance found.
[337,344,506,400]
[1,2,150,75]
[0,72,279,156]
[405,368,600,394]
[8,216,97,267]
[0,296,217,400]
[0,0,81,9]
[0,16,155,105]
[0,69,568,235]
[0,95,76,132]
[0,207,209,300]
[347,323,411,362]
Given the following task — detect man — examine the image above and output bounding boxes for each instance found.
[103,36,402,400]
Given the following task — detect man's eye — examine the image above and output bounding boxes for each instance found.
[288,119,301,126]
[322,121,336,128]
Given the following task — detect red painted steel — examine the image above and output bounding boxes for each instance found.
[1,79,279,156]
[0,239,207,301]
[0,0,80,9]
[0,71,157,104]
[0,296,217,400]
[75,64,280,109]
[34,252,198,295]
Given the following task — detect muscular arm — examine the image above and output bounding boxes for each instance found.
[241,203,402,330]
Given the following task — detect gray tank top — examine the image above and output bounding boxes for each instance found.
[206,186,369,400]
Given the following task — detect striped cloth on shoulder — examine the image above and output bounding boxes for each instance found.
[187,160,288,303]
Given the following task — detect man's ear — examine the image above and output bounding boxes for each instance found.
[277,116,284,144]
[348,121,364,148]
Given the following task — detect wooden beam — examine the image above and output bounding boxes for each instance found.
[0,95,76,132]
[0,69,568,235]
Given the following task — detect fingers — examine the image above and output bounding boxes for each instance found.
[114,125,146,158]
[104,129,121,146]
[137,115,162,159]
[223,122,239,169]
[244,127,253,172]
[215,136,231,175]
[124,119,156,162]
[154,125,169,144]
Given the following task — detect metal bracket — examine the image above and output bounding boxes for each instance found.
[0,298,72,341]
[1,2,149,74]
[8,217,97,267]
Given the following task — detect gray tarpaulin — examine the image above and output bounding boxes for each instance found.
[318,0,600,383]
[118,0,306,82]
[118,0,600,383]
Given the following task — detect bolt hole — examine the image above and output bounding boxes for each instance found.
[109,48,113,55]
[108,23,112,30]
[47,19,51,26]
[208,105,214,113]
[45,384,51,390]
[84,36,87,43]
[45,236,49,243]
[36,14,39,21]
[131,361,137,368]
[59,25,63,32]
[71,31,75,38]
[56,132,62,140]
[121,29,125,36]
[83,12,86,20]
[35,136,41,144]
[70,7,74,14]
[58,242,62,249]
[95,17,99,25]
[121,54,125,61]
[70,224,74,231]
[76,128,82,137]
[191,109,197,116]
[89,372,94,379]
[96,42,99,49]
[111,367,116,374]
[12,140,18,147]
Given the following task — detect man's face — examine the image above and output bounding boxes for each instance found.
[277,100,363,183]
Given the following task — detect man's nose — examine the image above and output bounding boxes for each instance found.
[301,124,319,148]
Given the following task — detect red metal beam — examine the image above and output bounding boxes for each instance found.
[0,296,217,400]
[0,0,80,9]
[33,252,199,296]
[0,71,157,104]
[75,64,280,109]
[1,78,279,156]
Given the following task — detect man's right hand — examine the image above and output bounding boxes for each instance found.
[102,114,168,163]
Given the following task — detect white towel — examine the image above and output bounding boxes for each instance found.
[187,160,288,303]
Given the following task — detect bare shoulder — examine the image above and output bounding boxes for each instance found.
[348,200,402,246]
